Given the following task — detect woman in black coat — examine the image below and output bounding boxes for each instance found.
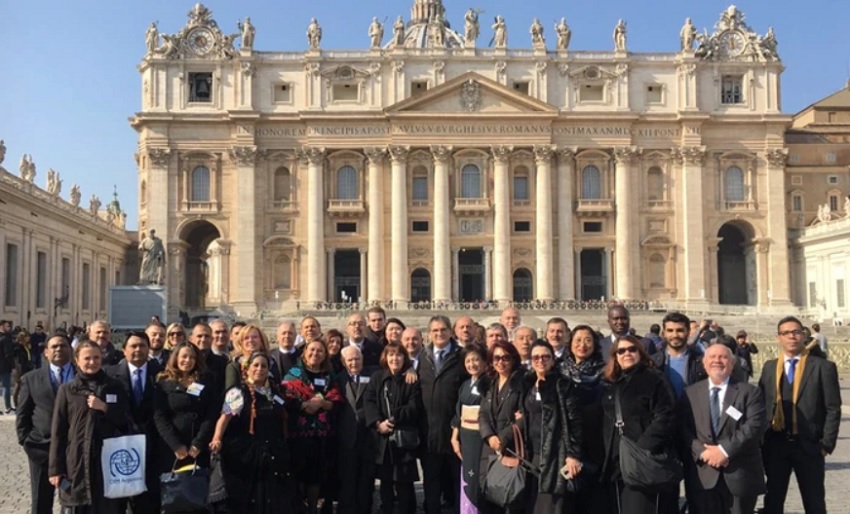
[48,341,130,514]
[601,335,678,514]
[478,341,525,514]
[153,342,218,476]
[524,341,583,514]
[364,342,422,514]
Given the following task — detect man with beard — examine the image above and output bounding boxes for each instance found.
[364,306,387,346]
[601,305,656,362]
[651,311,706,400]
[145,322,169,367]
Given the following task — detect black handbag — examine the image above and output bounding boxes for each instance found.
[385,383,420,450]
[614,389,682,489]
[481,424,530,508]
[160,460,210,514]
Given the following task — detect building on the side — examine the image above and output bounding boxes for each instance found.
[131,1,793,317]
[0,145,134,329]
[788,83,850,321]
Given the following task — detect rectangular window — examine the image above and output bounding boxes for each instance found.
[646,84,663,104]
[792,195,803,212]
[580,84,604,102]
[412,176,428,202]
[36,251,47,309]
[830,195,839,212]
[82,263,91,311]
[99,267,107,311]
[61,257,71,297]
[809,282,818,308]
[720,75,743,104]
[115,270,121,286]
[411,81,428,96]
[513,221,531,233]
[272,83,291,103]
[583,222,603,233]
[828,175,839,185]
[188,72,213,102]
[332,83,359,102]
[336,222,357,233]
[412,221,429,233]
[4,244,18,307]
[512,81,530,95]
[789,154,800,164]
[513,176,529,200]
[837,279,846,308]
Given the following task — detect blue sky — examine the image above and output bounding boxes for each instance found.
[1,0,848,230]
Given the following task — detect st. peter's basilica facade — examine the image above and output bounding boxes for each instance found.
[132,1,792,315]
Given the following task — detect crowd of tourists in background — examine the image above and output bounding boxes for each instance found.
[1,303,840,514]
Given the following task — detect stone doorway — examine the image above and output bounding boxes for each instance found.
[333,249,361,302]
[513,268,533,301]
[411,268,432,302]
[458,248,485,302]
[717,222,756,305]
[181,220,222,310]
[580,248,607,300]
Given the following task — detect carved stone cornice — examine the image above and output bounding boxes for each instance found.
[613,146,640,164]
[533,145,556,164]
[301,147,326,165]
[147,148,172,167]
[491,145,514,163]
[765,148,789,168]
[673,145,707,165]
[363,146,387,164]
[228,146,259,165]
[388,145,410,163]
[304,62,321,76]
[430,145,453,163]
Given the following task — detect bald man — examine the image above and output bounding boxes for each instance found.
[88,321,122,366]
[500,307,521,338]
[453,316,476,347]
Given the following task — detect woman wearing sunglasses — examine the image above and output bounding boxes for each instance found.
[164,322,187,350]
[601,335,677,514]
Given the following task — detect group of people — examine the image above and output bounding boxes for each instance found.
[12,305,840,514]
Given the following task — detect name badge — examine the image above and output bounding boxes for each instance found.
[314,378,326,387]
[471,385,480,396]
[535,391,542,402]
[186,383,205,397]
[725,405,743,421]
[359,376,370,384]
[106,394,117,404]
[273,395,285,405]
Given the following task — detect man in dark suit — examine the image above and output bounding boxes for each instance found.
[145,322,170,367]
[16,334,74,514]
[419,315,467,514]
[346,313,383,375]
[270,321,301,377]
[190,323,227,398]
[759,315,841,514]
[337,345,377,514]
[682,344,766,514]
[106,330,162,514]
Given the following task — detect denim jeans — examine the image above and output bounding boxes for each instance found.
[0,373,11,410]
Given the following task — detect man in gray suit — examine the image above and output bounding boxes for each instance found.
[681,344,766,514]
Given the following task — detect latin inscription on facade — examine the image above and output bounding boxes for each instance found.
[253,125,695,139]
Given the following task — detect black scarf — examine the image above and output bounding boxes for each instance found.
[562,355,605,386]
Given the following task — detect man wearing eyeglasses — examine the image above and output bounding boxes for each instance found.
[346,313,382,374]
[758,316,841,514]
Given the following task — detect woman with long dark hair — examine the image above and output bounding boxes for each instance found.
[451,344,489,514]
[601,335,678,514]
[48,340,129,514]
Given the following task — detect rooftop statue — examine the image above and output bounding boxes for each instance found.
[464,8,480,45]
[46,169,62,196]
[70,184,81,207]
[492,15,507,48]
[369,17,385,49]
[680,17,696,51]
[238,17,255,49]
[613,19,627,52]
[19,154,35,182]
[0,139,5,165]
[307,18,322,49]
[89,194,101,216]
[392,16,405,47]
[530,18,545,49]
[145,22,159,55]
[555,18,571,51]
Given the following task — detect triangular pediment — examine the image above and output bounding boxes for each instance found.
[386,72,557,115]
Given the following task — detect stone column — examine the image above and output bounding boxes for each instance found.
[491,145,514,304]
[452,247,460,302]
[304,147,326,303]
[359,248,367,302]
[364,147,387,302]
[604,247,614,300]
[765,149,792,306]
[146,148,172,243]
[229,146,260,313]
[327,248,336,302]
[676,146,709,308]
[484,246,493,302]
[613,147,639,300]
[167,242,188,316]
[557,148,576,301]
[389,146,410,304]
[534,145,555,301]
[431,145,453,303]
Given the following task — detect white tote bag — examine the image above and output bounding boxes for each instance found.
[101,434,148,498]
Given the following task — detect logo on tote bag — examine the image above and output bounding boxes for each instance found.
[110,449,142,477]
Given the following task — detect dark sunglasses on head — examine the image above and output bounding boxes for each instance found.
[616,346,638,355]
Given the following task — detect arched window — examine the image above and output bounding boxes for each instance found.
[581,165,601,199]
[274,256,291,289]
[336,165,358,199]
[274,167,291,202]
[460,164,481,198]
[649,253,666,288]
[190,166,210,202]
[647,167,663,201]
[512,268,533,301]
[724,166,745,202]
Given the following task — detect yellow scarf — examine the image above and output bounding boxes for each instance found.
[771,350,808,434]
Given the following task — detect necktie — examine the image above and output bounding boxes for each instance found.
[787,358,798,385]
[132,369,144,404]
[435,349,444,372]
[53,368,62,392]
[710,387,721,439]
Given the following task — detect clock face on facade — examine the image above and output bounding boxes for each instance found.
[187,28,215,56]
[719,30,746,57]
